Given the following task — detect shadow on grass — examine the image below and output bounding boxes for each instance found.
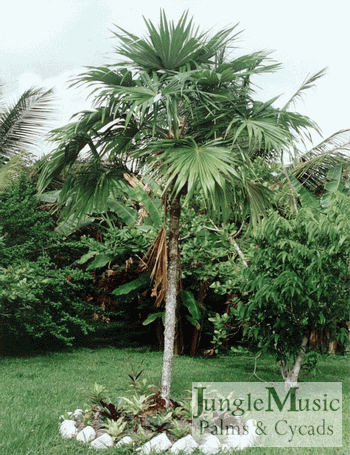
[0,320,159,358]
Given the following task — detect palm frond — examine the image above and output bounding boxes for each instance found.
[289,129,350,191]
[113,10,238,71]
[306,129,350,155]
[69,67,134,92]
[277,110,321,145]
[286,172,319,209]
[56,160,129,222]
[144,138,246,219]
[0,87,55,157]
[228,51,282,78]
[228,116,291,152]
[281,68,327,112]
[244,180,272,226]
[37,135,89,193]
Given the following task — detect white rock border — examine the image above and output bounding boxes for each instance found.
[59,409,258,453]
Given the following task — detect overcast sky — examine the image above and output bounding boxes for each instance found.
[2,0,349,157]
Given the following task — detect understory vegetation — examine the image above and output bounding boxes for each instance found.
[1,165,349,368]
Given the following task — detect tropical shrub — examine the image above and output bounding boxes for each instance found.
[0,174,56,266]
[235,191,350,384]
[0,175,99,351]
[0,255,96,349]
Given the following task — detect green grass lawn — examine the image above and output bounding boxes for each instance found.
[0,345,348,455]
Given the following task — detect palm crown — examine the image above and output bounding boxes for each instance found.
[38,11,320,224]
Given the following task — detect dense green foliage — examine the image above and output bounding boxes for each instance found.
[0,176,97,349]
[0,175,55,266]
[236,192,350,364]
[0,258,95,348]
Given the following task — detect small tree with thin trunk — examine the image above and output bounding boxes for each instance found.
[236,193,350,387]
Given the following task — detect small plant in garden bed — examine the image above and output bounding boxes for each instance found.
[167,419,191,439]
[61,370,192,451]
[60,366,259,452]
[102,417,128,439]
[145,411,173,432]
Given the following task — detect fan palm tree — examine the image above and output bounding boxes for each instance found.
[38,10,319,406]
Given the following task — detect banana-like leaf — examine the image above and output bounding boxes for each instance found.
[321,164,344,208]
[124,185,163,228]
[76,250,98,265]
[324,164,342,192]
[179,290,201,320]
[107,199,138,225]
[143,312,164,326]
[55,214,96,235]
[112,273,150,296]
[87,253,117,271]
[185,315,201,330]
[35,190,61,203]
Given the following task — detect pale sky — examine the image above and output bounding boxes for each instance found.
[2,0,349,157]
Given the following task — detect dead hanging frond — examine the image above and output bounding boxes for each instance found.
[137,226,167,307]
[123,172,140,188]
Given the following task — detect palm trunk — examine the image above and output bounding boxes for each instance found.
[161,196,181,407]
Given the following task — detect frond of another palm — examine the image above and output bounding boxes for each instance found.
[69,66,135,95]
[37,133,90,192]
[0,87,55,158]
[37,104,143,193]
[289,129,350,192]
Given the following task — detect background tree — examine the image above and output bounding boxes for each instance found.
[38,11,319,405]
[0,175,98,353]
[235,179,350,386]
